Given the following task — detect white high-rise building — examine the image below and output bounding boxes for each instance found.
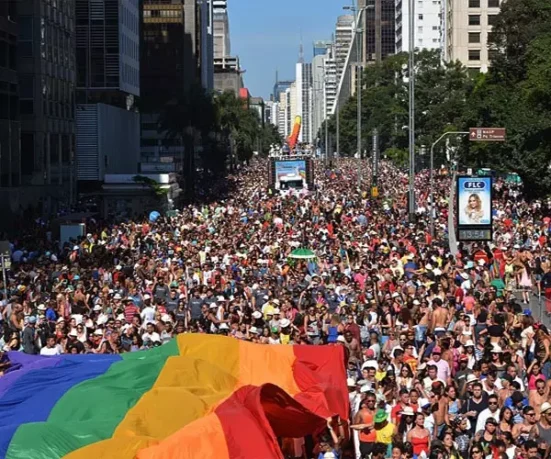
[395,0,444,53]
[312,43,338,142]
[335,15,354,88]
[295,58,313,144]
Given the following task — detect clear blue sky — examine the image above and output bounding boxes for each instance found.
[228,0,355,100]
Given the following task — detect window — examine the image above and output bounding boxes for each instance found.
[468,15,481,26]
[21,133,35,175]
[469,32,481,43]
[488,14,498,26]
[418,14,424,20]
[487,32,497,44]
[469,0,480,6]
[488,0,500,7]
[20,100,34,115]
[469,49,481,60]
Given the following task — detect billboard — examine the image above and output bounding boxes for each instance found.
[457,176,493,241]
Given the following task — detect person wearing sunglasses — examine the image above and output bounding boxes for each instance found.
[476,394,501,433]
[512,406,539,444]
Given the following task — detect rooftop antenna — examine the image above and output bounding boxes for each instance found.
[298,30,304,63]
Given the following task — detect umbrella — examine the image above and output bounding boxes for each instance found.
[149,211,161,222]
[288,248,317,260]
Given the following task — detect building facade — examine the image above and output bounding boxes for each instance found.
[17,0,76,205]
[334,15,354,86]
[0,0,19,189]
[76,0,140,106]
[312,43,337,142]
[213,0,230,58]
[359,0,396,63]
[445,0,502,73]
[396,0,443,53]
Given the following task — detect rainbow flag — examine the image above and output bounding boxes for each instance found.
[0,335,348,459]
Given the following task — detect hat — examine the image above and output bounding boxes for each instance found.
[93,329,104,336]
[464,340,475,347]
[360,385,372,394]
[219,323,230,330]
[432,346,442,354]
[252,311,262,319]
[336,335,346,343]
[272,299,280,305]
[364,349,375,359]
[249,326,259,334]
[347,377,356,387]
[279,318,291,328]
[460,272,469,280]
[143,294,151,300]
[56,317,65,323]
[28,316,37,324]
[113,293,122,300]
[93,305,102,311]
[217,295,225,302]
[466,374,479,384]
[541,402,551,414]
[486,417,498,425]
[37,304,46,311]
[417,363,427,371]
[374,409,388,423]
[491,345,503,353]
[400,407,415,416]
[523,309,532,316]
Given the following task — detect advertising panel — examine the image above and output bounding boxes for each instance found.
[457,176,493,241]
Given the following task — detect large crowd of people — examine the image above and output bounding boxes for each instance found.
[1,157,550,459]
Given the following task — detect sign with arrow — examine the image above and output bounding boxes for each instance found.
[469,128,506,142]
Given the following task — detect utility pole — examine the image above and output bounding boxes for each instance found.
[408,0,416,221]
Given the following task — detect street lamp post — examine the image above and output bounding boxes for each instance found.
[428,131,469,237]
[408,0,416,221]
[344,4,373,188]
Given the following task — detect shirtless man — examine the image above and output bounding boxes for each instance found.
[430,298,449,333]
[529,379,550,419]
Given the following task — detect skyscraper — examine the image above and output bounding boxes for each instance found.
[18,0,76,201]
[0,0,19,189]
[359,0,396,63]
[334,15,354,86]
[445,0,502,73]
[76,0,140,106]
[395,0,444,53]
[213,0,230,58]
[312,43,337,142]
[295,47,313,144]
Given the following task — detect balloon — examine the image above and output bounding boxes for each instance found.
[149,211,161,222]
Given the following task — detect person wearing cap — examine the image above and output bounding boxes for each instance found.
[21,315,39,355]
[428,346,451,384]
[374,409,394,455]
[531,402,551,449]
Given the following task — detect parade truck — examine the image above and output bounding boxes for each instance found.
[267,154,314,197]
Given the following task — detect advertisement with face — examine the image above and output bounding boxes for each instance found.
[458,177,492,226]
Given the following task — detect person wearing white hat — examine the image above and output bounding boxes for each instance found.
[532,402,551,444]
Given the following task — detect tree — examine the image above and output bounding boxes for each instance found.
[327,50,474,166]
[464,0,551,197]
[159,83,215,199]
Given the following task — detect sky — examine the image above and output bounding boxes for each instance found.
[229,0,355,100]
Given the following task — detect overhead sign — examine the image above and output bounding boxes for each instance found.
[469,128,506,142]
[456,176,493,242]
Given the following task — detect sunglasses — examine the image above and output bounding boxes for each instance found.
[526,412,536,417]
[472,451,481,454]
[489,402,498,405]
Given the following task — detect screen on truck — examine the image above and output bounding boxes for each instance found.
[274,160,306,181]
